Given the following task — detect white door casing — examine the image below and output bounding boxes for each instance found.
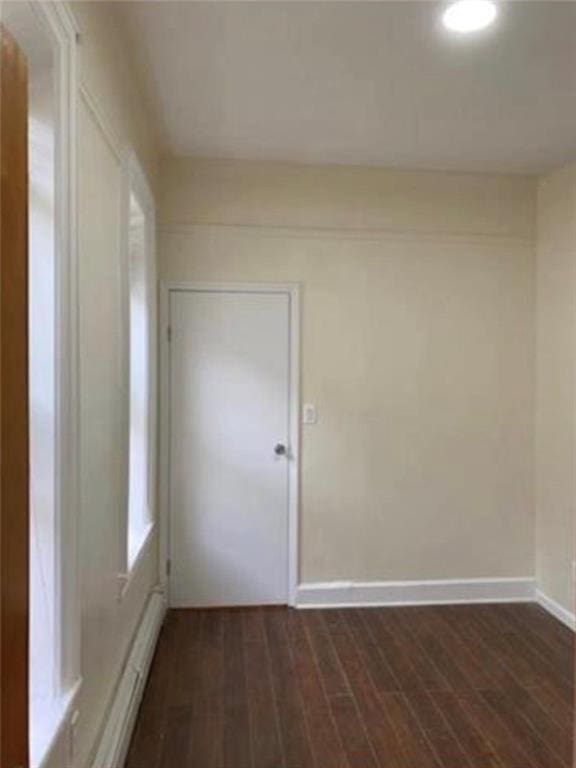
[160,283,300,608]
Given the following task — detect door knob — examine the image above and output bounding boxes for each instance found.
[274,443,287,456]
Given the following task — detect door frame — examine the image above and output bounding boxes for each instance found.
[159,281,301,607]
[1,21,30,767]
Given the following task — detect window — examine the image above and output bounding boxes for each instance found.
[4,3,81,766]
[29,40,58,761]
[124,157,156,574]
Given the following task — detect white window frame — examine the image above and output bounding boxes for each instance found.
[118,151,157,595]
[2,1,83,765]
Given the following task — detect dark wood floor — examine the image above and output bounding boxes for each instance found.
[126,603,574,768]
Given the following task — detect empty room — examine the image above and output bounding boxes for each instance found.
[0,1,575,767]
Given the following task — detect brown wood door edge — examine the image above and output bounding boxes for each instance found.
[0,23,29,768]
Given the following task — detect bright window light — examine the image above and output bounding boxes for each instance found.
[29,47,59,768]
[442,0,498,33]
[127,191,153,568]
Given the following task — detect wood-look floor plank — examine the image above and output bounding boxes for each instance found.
[127,603,574,768]
[300,610,352,698]
[510,603,573,652]
[439,605,517,690]
[506,686,573,766]
[456,691,539,768]
[380,692,442,768]
[377,608,451,692]
[301,611,382,768]
[125,617,176,768]
[188,715,223,768]
[263,608,316,768]
[285,611,350,768]
[428,605,572,768]
[404,690,474,768]
[441,604,575,742]
[481,689,567,768]
[159,706,193,768]
[194,610,225,719]
[322,610,408,768]
[422,615,500,692]
[243,609,285,768]
[486,608,574,692]
[329,695,382,768]
[486,628,570,696]
[530,683,575,734]
[169,610,205,709]
[361,609,426,692]
[222,610,252,768]
[343,610,400,693]
[412,627,477,695]
[432,690,505,768]
[499,604,573,675]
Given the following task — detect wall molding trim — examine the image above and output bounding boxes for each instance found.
[91,590,166,768]
[535,589,575,631]
[158,221,533,249]
[79,79,124,163]
[296,577,536,609]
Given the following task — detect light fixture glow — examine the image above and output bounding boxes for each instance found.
[442,0,498,33]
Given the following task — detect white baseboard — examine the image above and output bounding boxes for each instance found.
[296,577,535,608]
[91,589,166,768]
[535,589,575,631]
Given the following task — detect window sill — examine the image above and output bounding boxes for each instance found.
[32,678,82,768]
[117,522,156,600]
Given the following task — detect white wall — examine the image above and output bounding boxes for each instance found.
[44,4,159,767]
[159,158,537,586]
[535,163,576,616]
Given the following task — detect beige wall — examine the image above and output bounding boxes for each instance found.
[535,163,576,615]
[159,158,537,585]
[73,1,158,185]
[162,157,535,238]
[46,4,159,768]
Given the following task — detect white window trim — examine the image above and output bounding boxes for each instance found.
[117,150,157,597]
[4,2,83,766]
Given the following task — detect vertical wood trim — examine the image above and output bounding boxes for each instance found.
[0,23,29,768]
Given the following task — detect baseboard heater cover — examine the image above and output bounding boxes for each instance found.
[92,590,166,768]
[296,577,536,608]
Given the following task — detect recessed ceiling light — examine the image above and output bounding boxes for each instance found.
[442,0,498,33]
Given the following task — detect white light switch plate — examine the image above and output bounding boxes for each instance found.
[302,403,317,425]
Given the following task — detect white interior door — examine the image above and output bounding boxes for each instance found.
[168,288,291,607]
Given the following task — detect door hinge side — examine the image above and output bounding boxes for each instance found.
[167,325,172,343]
[166,558,172,576]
